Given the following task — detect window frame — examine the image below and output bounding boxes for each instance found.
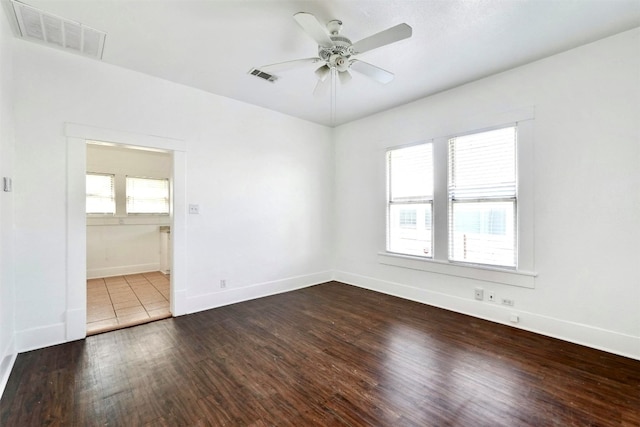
[381,111,536,288]
[125,175,170,216]
[386,141,435,258]
[447,125,518,269]
[85,172,116,215]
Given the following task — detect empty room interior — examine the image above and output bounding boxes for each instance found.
[0,0,639,425]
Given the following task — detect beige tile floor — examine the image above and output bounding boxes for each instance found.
[87,272,171,335]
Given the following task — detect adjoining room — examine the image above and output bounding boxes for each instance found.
[85,143,173,334]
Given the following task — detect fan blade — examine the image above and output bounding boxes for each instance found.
[294,12,333,48]
[315,64,331,82]
[313,74,331,97]
[351,23,412,54]
[350,60,394,84]
[260,57,322,73]
[338,70,352,85]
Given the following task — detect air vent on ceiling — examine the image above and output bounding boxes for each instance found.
[249,68,277,83]
[11,0,106,59]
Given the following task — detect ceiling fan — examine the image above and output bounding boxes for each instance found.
[250,12,412,95]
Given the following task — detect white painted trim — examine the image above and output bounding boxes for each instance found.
[65,308,86,342]
[0,336,17,400]
[66,137,87,341]
[64,123,186,152]
[170,150,187,316]
[87,264,162,280]
[187,271,333,314]
[334,270,640,361]
[16,323,66,353]
[378,253,536,288]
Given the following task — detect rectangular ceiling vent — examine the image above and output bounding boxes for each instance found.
[11,0,106,60]
[249,68,277,83]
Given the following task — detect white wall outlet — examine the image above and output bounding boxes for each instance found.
[510,314,520,323]
[474,288,484,300]
[189,204,200,214]
[488,291,495,302]
[220,279,226,288]
[501,298,515,306]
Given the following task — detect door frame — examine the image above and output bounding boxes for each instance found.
[65,123,187,341]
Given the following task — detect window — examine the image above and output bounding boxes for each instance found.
[382,111,535,286]
[385,125,523,269]
[126,177,170,215]
[387,143,433,257]
[448,127,517,267]
[86,173,115,214]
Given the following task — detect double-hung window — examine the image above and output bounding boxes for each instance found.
[385,125,521,269]
[448,126,517,268]
[383,112,534,286]
[126,176,170,215]
[387,143,434,257]
[86,173,115,215]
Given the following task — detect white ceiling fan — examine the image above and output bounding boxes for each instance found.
[250,12,412,96]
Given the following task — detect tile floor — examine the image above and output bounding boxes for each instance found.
[87,271,171,335]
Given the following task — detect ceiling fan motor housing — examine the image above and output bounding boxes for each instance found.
[318,34,353,70]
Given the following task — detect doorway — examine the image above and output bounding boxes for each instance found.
[65,123,187,343]
[85,143,172,334]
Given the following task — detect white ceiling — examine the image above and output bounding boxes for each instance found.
[7,0,640,127]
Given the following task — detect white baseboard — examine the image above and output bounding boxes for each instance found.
[334,270,640,361]
[87,263,161,279]
[16,323,66,353]
[187,271,333,314]
[0,335,17,400]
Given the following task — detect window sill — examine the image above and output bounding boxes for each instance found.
[87,216,171,226]
[378,252,536,288]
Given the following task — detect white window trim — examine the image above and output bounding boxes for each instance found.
[377,252,536,288]
[381,107,536,288]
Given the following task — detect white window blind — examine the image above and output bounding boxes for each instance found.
[448,126,517,267]
[86,173,115,214]
[126,176,169,215]
[387,143,433,257]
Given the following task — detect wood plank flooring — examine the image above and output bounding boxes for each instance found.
[1,281,639,426]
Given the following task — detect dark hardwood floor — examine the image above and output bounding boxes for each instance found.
[1,281,639,426]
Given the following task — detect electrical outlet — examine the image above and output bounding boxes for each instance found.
[488,291,495,302]
[501,298,514,306]
[220,279,226,289]
[474,288,484,301]
[189,204,200,214]
[510,314,520,323]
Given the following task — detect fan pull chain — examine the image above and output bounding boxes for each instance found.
[330,67,337,126]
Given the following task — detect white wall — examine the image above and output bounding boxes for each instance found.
[86,145,171,278]
[334,28,640,360]
[11,38,334,350]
